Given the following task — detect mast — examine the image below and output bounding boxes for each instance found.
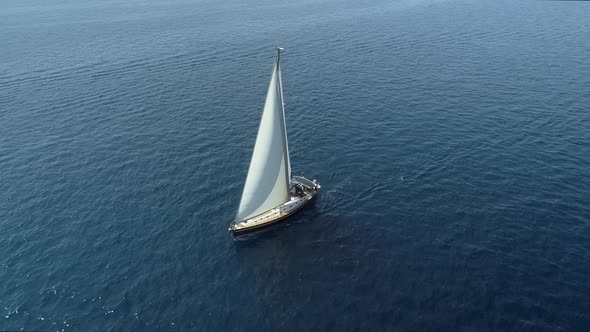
[276,47,291,189]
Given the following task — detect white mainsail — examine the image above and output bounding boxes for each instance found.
[236,49,291,221]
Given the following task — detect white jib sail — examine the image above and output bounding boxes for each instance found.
[236,50,291,221]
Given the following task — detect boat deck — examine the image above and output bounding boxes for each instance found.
[230,177,319,236]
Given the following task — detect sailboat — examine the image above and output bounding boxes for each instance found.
[229,48,320,237]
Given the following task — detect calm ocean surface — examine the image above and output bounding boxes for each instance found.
[1,0,590,331]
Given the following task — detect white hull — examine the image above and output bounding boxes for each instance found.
[230,176,320,236]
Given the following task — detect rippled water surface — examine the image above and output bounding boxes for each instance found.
[2,0,590,330]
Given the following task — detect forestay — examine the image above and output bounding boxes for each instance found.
[236,49,291,221]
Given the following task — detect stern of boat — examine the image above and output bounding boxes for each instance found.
[291,175,320,192]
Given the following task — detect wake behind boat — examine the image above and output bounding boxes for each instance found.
[229,48,320,237]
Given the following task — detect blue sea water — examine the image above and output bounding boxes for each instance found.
[2,0,590,330]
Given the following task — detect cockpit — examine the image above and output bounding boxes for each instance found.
[290,183,305,197]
